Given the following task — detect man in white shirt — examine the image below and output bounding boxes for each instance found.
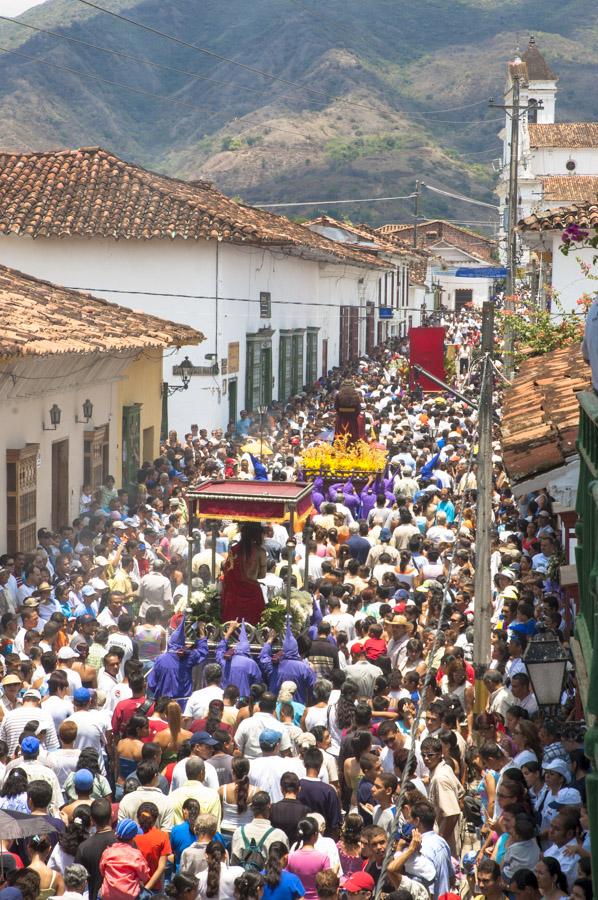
[343,644,382,698]
[544,810,582,891]
[234,693,292,759]
[42,673,73,730]
[0,689,60,754]
[66,687,108,771]
[138,561,173,617]
[322,598,356,641]
[3,735,63,811]
[97,592,125,630]
[106,615,134,678]
[248,730,305,803]
[169,732,220,791]
[55,646,83,696]
[183,664,224,724]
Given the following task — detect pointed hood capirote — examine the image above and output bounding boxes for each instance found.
[234,620,251,656]
[167,617,187,652]
[282,615,301,660]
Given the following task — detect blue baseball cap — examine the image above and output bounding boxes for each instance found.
[74,768,94,791]
[190,731,218,746]
[73,687,91,705]
[259,729,282,748]
[21,736,40,756]
[380,528,391,541]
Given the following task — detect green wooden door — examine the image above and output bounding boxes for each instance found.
[122,404,141,494]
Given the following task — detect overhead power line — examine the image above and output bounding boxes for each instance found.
[0,45,313,142]
[254,193,417,208]
[422,182,500,211]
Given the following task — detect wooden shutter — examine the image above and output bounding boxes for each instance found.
[7,444,38,554]
[291,332,304,395]
[84,426,106,492]
[279,334,292,401]
[306,330,318,385]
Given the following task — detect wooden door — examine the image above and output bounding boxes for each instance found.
[322,339,328,377]
[228,379,238,425]
[6,444,39,553]
[51,439,69,531]
[122,404,141,495]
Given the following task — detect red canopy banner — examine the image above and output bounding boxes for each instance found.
[185,479,313,523]
[409,326,446,391]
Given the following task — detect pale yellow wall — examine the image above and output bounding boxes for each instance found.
[115,351,163,485]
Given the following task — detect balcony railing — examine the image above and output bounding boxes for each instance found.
[574,390,598,891]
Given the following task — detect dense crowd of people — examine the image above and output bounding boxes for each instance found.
[0,309,591,900]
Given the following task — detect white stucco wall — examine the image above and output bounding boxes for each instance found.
[550,233,598,314]
[0,235,383,433]
[0,355,123,546]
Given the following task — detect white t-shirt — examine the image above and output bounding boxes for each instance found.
[42,695,74,730]
[183,685,224,721]
[170,757,219,792]
[106,633,134,678]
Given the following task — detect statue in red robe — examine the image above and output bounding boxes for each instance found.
[334,380,366,445]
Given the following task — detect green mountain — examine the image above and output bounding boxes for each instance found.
[0,0,596,229]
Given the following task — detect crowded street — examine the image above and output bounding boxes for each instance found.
[0,306,590,900]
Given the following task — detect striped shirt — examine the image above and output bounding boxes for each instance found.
[0,704,60,754]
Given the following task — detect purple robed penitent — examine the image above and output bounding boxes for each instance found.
[147,617,208,703]
[215,620,262,698]
[259,617,316,705]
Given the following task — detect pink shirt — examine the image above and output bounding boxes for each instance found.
[286,848,330,900]
[99,841,150,900]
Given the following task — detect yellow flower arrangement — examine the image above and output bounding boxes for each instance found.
[301,433,386,476]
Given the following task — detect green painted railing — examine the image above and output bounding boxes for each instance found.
[574,390,598,889]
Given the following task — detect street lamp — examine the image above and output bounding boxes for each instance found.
[75,398,94,424]
[522,628,569,715]
[162,355,194,397]
[43,404,62,431]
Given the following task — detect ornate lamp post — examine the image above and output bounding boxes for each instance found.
[523,628,569,717]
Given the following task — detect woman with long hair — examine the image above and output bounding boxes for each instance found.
[234,872,264,900]
[63,748,111,802]
[438,728,464,783]
[115,713,148,794]
[286,819,330,900]
[300,680,331,732]
[27,835,65,899]
[521,760,548,818]
[166,873,199,900]
[534,857,568,900]
[512,720,542,768]
[327,680,358,757]
[335,813,364,876]
[196,840,244,900]
[261,841,304,900]
[49,807,91,873]
[396,698,416,736]
[221,523,267,625]
[154,700,193,765]
[219,757,256,841]
[0,767,29,813]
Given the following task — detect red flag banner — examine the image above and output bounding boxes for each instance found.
[409,326,446,391]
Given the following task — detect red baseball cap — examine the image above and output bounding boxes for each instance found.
[341,872,375,893]
[393,602,407,614]
[351,642,365,655]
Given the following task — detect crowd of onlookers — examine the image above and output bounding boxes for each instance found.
[0,309,591,900]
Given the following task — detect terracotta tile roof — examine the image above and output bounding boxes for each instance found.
[520,37,557,82]
[519,200,598,232]
[0,147,387,270]
[529,123,598,148]
[501,345,590,481]
[376,220,497,264]
[0,264,204,358]
[541,176,598,203]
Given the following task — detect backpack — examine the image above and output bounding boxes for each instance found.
[236,826,274,872]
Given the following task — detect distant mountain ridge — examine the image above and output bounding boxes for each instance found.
[0,0,596,227]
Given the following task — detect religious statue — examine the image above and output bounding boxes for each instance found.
[334,379,366,445]
[220,522,267,624]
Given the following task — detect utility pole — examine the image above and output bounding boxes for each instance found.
[473,300,494,706]
[413,180,420,248]
[489,78,539,379]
